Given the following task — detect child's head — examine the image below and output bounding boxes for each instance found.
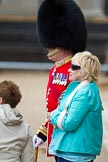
[0,80,22,108]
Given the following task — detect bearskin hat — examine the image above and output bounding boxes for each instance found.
[37,0,87,54]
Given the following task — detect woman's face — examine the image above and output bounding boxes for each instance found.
[68,57,81,82]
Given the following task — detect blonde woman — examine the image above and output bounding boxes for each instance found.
[49,51,103,162]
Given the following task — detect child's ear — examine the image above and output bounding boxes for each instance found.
[0,97,3,104]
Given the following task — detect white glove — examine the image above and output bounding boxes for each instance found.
[33,134,44,149]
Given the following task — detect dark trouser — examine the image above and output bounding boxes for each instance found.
[55,156,57,162]
[55,156,93,162]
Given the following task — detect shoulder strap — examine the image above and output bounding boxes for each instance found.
[57,80,89,130]
[66,80,89,108]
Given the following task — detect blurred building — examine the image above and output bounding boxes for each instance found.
[0,0,107,18]
[0,0,108,66]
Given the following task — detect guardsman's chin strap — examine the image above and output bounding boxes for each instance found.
[47,48,60,59]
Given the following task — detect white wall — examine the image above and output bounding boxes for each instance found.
[76,0,104,17]
[0,0,39,15]
[0,0,106,17]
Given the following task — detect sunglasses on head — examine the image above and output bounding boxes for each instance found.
[71,64,81,71]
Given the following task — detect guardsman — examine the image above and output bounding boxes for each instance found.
[33,0,87,160]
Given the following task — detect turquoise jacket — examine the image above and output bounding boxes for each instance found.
[49,81,103,156]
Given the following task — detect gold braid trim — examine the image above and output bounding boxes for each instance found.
[55,55,72,67]
[36,126,47,137]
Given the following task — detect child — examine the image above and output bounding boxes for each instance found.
[0,80,33,162]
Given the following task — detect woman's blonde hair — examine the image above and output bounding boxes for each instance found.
[72,51,101,83]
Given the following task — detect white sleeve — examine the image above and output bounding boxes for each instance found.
[57,108,67,130]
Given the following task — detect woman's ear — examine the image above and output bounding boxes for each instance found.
[0,97,3,104]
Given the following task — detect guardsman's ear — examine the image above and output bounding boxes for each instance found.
[0,97,3,104]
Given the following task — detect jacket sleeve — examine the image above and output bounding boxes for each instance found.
[50,109,61,126]
[21,126,34,162]
[62,89,92,131]
[50,89,92,131]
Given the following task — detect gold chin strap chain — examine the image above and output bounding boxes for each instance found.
[47,48,60,58]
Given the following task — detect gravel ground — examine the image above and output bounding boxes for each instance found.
[0,70,108,162]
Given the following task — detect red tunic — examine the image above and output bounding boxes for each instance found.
[46,62,71,112]
[36,56,72,156]
[45,58,71,156]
